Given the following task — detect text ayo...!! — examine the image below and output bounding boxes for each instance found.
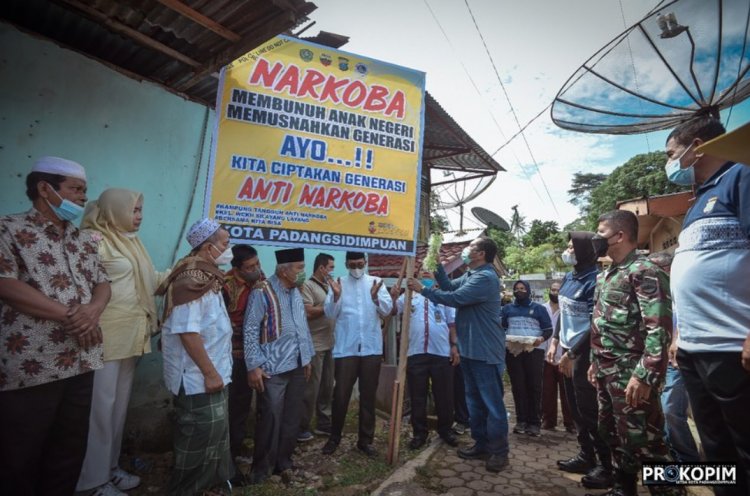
[248,59,407,119]
[237,177,390,216]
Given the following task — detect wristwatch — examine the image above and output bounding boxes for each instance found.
[566,349,577,360]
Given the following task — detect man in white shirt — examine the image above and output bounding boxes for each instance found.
[391,275,460,449]
[322,252,392,457]
[157,218,234,496]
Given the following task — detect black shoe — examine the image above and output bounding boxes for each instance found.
[409,437,428,450]
[485,454,509,473]
[228,472,248,488]
[457,443,489,460]
[581,466,614,489]
[247,471,268,485]
[440,433,459,447]
[525,424,541,437]
[557,454,596,474]
[322,438,339,455]
[512,422,527,434]
[356,443,378,458]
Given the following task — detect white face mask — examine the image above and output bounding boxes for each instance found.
[561,251,577,266]
[348,268,365,279]
[211,244,233,266]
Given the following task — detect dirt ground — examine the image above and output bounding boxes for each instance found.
[125,405,419,496]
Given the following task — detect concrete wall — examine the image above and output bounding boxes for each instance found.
[0,23,351,451]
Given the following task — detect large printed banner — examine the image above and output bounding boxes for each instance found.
[205,35,426,255]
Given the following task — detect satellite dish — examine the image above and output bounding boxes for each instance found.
[551,0,750,134]
[471,207,510,231]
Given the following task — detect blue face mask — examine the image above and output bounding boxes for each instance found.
[46,186,84,222]
[664,143,697,186]
[461,247,472,265]
[421,279,434,289]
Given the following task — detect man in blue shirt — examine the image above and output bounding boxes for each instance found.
[665,116,750,496]
[408,237,509,473]
[502,280,552,437]
[547,232,613,490]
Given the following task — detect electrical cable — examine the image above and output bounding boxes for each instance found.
[463,0,560,217]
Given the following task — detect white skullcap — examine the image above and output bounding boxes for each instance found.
[32,156,87,181]
[186,218,221,248]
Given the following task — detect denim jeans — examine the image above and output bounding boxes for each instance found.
[661,364,700,463]
[461,357,510,457]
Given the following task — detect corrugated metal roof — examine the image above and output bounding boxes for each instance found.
[1,0,316,106]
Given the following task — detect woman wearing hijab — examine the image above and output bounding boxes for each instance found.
[77,189,163,496]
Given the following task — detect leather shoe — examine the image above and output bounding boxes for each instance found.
[409,437,428,450]
[581,465,614,489]
[485,454,509,473]
[356,443,378,458]
[557,454,596,474]
[440,433,459,447]
[322,438,339,455]
[457,443,489,460]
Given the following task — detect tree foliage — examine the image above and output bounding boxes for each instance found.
[566,151,690,230]
[503,242,562,275]
[522,220,563,247]
[429,193,449,233]
[568,172,607,208]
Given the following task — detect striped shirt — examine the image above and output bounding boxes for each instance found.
[243,274,314,375]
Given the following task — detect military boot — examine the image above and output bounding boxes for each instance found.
[584,470,637,496]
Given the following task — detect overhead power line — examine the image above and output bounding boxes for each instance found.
[462,0,561,217]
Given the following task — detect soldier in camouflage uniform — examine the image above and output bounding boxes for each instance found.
[586,210,684,496]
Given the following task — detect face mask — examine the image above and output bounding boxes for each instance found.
[421,279,434,289]
[561,251,577,266]
[240,269,261,284]
[211,244,233,265]
[295,270,306,287]
[348,268,365,279]
[664,143,697,186]
[514,290,529,301]
[591,233,618,258]
[461,247,472,265]
[46,186,84,222]
[549,293,559,303]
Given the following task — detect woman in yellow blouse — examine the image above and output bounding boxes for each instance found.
[77,189,163,496]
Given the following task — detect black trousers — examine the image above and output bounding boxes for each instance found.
[406,353,454,440]
[453,362,470,425]
[228,358,254,458]
[331,355,381,445]
[251,366,306,477]
[506,348,545,427]
[0,372,94,496]
[678,349,750,496]
[562,341,611,466]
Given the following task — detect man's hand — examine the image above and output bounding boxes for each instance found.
[64,303,102,336]
[370,280,383,302]
[203,370,224,394]
[624,376,651,409]
[76,326,103,351]
[587,362,597,387]
[450,345,460,366]
[532,337,544,347]
[389,285,401,301]
[559,353,574,378]
[304,363,312,382]
[668,339,679,368]
[742,332,750,373]
[546,339,558,364]
[330,277,342,302]
[247,367,271,393]
[406,278,423,293]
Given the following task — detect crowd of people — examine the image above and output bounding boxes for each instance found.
[0,115,747,496]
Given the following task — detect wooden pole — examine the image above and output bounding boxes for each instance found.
[386,256,415,465]
[381,257,408,334]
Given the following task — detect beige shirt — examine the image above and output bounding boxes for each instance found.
[96,237,165,360]
[300,277,334,351]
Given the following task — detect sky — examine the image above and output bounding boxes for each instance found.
[308,0,750,231]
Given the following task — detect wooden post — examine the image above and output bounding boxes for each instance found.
[386,256,415,465]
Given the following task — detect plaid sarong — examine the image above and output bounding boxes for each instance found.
[168,387,233,495]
